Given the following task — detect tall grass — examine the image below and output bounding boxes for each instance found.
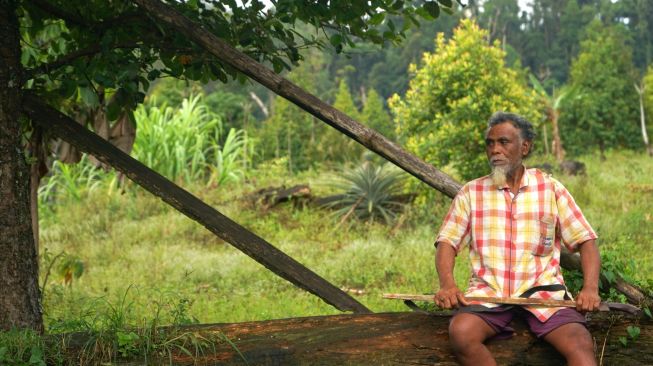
[38,94,250,213]
[38,156,114,206]
[132,94,249,186]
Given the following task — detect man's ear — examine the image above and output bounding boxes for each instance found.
[522,140,532,157]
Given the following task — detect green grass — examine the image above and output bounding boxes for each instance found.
[36,150,653,332]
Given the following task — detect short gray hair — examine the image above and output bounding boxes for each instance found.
[487,112,536,141]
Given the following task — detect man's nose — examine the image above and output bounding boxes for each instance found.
[488,144,501,155]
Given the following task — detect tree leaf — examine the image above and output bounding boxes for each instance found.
[627,325,640,340]
[438,0,453,8]
[330,33,343,48]
[79,87,99,107]
[423,2,440,19]
[369,13,385,26]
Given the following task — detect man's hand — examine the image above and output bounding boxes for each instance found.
[576,287,601,312]
[434,285,469,309]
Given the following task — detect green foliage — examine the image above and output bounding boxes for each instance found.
[390,19,542,180]
[361,88,394,139]
[619,325,641,348]
[39,249,85,288]
[18,0,445,125]
[324,162,406,225]
[38,156,109,205]
[256,47,334,172]
[116,331,140,358]
[561,21,640,156]
[29,283,236,365]
[321,79,365,162]
[131,94,248,185]
[0,329,58,366]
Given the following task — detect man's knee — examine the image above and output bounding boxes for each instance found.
[545,323,596,363]
[449,313,493,350]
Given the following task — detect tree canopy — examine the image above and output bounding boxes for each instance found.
[390,19,542,180]
[561,20,640,157]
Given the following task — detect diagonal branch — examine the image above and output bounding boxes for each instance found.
[23,94,371,314]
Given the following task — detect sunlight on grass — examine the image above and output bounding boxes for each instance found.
[38,150,652,332]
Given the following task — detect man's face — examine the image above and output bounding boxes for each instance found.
[485,121,531,176]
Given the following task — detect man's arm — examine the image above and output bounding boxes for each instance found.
[434,243,469,309]
[576,239,601,312]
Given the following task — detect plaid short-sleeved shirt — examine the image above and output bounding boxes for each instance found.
[436,168,597,322]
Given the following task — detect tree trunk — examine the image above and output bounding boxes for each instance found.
[542,124,550,156]
[550,109,565,163]
[0,0,43,331]
[62,312,653,365]
[635,82,652,157]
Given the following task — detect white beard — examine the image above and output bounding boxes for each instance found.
[490,165,509,187]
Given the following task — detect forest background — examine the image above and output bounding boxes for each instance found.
[3,0,653,363]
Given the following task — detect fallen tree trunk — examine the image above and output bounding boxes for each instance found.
[62,312,652,365]
[560,248,648,305]
[245,184,312,209]
[23,95,369,314]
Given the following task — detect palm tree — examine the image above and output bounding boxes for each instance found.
[530,76,578,163]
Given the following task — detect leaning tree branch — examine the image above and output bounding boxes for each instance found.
[23,94,371,314]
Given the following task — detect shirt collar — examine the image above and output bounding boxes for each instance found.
[494,165,530,191]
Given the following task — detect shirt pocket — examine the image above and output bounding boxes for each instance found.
[531,217,555,257]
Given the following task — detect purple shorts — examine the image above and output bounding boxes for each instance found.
[453,306,587,340]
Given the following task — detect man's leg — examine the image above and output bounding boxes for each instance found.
[543,322,596,366]
[448,313,499,366]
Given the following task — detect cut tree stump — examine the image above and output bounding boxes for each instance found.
[64,312,652,365]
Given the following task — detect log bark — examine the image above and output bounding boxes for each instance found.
[62,312,653,365]
[0,0,43,331]
[131,0,462,199]
[22,95,370,314]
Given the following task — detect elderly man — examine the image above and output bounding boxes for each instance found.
[434,112,601,366]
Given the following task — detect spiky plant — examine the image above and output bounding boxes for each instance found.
[326,162,405,225]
